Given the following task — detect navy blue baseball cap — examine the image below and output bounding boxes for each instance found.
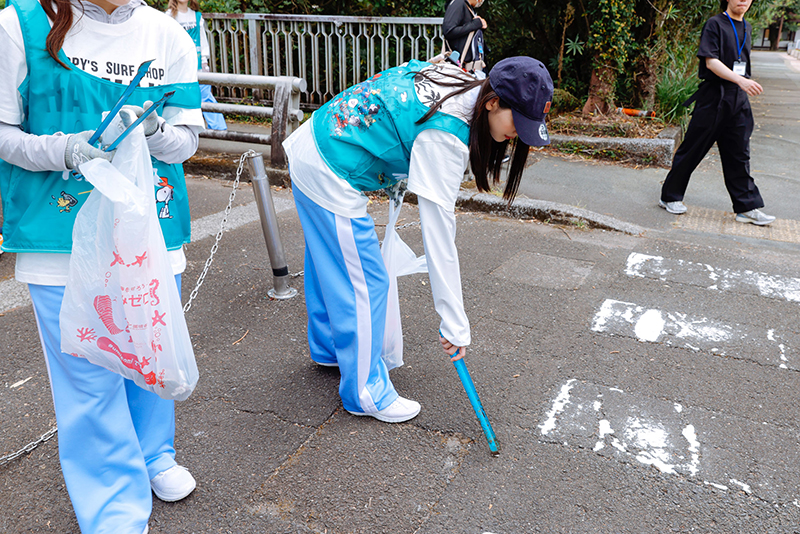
[489,57,554,146]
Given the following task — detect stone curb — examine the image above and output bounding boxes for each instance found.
[185,159,647,236]
[450,191,647,235]
[549,126,681,168]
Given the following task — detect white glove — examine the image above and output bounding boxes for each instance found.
[64,131,114,170]
[120,100,160,137]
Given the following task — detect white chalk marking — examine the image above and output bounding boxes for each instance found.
[625,252,800,304]
[730,478,752,494]
[540,381,701,478]
[592,299,793,368]
[592,299,732,346]
[190,198,293,243]
[538,379,576,436]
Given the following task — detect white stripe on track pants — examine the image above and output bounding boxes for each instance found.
[294,186,399,414]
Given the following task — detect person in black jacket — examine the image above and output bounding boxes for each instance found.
[443,0,487,75]
[659,0,775,225]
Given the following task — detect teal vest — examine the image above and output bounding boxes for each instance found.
[0,0,201,253]
[312,60,470,192]
[185,11,202,70]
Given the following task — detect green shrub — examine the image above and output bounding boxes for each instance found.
[655,46,700,130]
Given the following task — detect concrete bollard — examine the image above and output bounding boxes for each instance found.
[245,153,298,300]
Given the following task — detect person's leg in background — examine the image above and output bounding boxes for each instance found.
[199,84,227,131]
[660,95,721,210]
[717,96,772,225]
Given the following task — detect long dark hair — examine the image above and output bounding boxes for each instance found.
[414,69,530,204]
[42,0,78,69]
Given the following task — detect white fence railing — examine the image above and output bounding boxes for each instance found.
[204,13,445,110]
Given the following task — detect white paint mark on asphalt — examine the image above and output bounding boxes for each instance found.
[190,198,293,243]
[634,309,665,342]
[593,419,614,451]
[683,425,700,476]
[730,478,752,494]
[705,481,729,491]
[539,379,576,436]
[624,417,676,474]
[674,403,683,413]
[592,299,732,346]
[625,252,800,304]
[540,380,701,478]
[591,299,793,368]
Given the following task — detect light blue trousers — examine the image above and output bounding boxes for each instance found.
[200,84,227,131]
[293,186,398,414]
[28,275,182,534]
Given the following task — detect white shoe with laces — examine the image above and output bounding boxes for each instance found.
[150,465,196,502]
[347,396,421,423]
[658,199,687,214]
[735,208,776,226]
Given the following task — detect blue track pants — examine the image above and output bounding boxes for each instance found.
[293,186,398,414]
[28,275,182,534]
[200,84,227,131]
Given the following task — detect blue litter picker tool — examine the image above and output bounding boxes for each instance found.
[88,59,155,145]
[69,59,156,179]
[103,91,175,152]
[441,332,500,456]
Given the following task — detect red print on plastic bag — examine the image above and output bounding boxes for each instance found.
[97,337,157,385]
[94,295,125,334]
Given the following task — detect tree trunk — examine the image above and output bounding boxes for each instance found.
[769,23,780,51]
[582,63,615,116]
[635,53,657,111]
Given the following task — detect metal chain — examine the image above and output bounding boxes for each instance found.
[0,427,58,467]
[2,151,255,468]
[183,150,254,313]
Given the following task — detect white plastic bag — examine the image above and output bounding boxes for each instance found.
[380,182,427,370]
[59,119,198,401]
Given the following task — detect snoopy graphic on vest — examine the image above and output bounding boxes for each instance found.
[155,175,174,219]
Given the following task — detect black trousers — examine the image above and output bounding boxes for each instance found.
[661,82,764,214]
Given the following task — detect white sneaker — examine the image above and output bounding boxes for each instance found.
[735,209,776,226]
[658,199,687,214]
[150,465,196,502]
[347,396,421,423]
[313,360,339,367]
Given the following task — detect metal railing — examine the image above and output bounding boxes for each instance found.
[197,71,306,165]
[204,13,445,110]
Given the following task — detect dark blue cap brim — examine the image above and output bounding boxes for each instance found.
[512,108,550,147]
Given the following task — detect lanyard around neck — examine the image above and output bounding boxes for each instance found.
[724,11,746,61]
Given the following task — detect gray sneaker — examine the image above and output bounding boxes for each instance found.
[658,199,687,214]
[735,209,776,226]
